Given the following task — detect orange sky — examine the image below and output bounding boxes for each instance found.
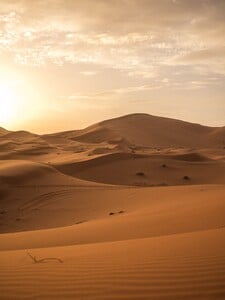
[0,0,224,133]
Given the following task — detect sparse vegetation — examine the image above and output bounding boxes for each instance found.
[136,172,145,176]
[109,211,125,216]
[76,220,86,224]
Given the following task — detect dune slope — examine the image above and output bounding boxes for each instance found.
[0,185,225,300]
[54,152,225,186]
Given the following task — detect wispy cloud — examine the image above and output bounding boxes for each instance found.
[0,0,224,77]
[68,84,163,101]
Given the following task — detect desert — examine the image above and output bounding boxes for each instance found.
[0,0,225,299]
[0,113,225,299]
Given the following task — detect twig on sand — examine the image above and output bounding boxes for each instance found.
[27,252,63,263]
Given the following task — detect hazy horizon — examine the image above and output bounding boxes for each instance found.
[1,112,225,135]
[0,0,224,133]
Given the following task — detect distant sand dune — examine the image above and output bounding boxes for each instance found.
[48,113,225,148]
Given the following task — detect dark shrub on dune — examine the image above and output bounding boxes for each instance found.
[136,172,145,176]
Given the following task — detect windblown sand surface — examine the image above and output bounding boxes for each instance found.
[0,114,225,299]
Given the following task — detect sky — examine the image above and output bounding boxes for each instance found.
[0,0,224,133]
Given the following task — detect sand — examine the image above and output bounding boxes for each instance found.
[0,113,225,299]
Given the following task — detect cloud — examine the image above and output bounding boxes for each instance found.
[178,46,225,61]
[68,83,163,102]
[0,0,224,70]
[0,0,224,95]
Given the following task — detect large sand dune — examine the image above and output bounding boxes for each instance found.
[45,113,225,148]
[0,114,224,299]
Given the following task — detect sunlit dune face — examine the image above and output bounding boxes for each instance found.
[0,84,20,126]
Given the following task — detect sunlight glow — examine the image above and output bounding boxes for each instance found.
[0,84,20,126]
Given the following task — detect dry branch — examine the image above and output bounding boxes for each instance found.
[27,252,63,263]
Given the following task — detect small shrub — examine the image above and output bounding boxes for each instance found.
[109,212,115,216]
[136,172,145,176]
[183,175,190,180]
[76,220,86,224]
[161,164,167,168]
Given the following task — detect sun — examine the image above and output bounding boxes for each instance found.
[0,84,20,126]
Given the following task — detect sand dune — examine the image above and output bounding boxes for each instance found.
[54,152,225,186]
[0,184,224,249]
[1,114,225,163]
[0,160,57,185]
[0,127,10,136]
[0,229,225,300]
[47,113,225,148]
[0,129,56,160]
[0,114,225,299]
[0,185,224,299]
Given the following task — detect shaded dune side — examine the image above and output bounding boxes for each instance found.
[0,160,56,185]
[170,152,212,162]
[54,152,225,186]
[0,160,101,186]
[71,126,120,144]
[1,130,39,140]
[209,126,225,142]
[0,140,18,151]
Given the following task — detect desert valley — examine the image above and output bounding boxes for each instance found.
[0,113,225,299]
